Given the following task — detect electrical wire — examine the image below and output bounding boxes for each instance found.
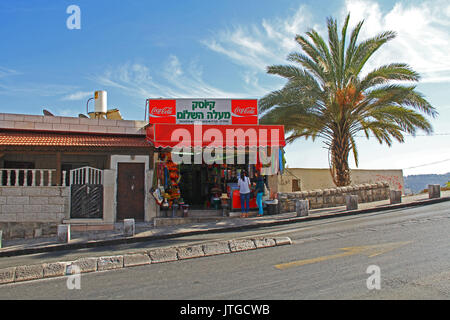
[403,158,450,170]
[355,133,450,138]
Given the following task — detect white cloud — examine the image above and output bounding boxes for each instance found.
[341,0,450,83]
[0,82,76,97]
[165,55,183,78]
[92,57,250,101]
[0,67,20,79]
[91,0,450,112]
[92,5,319,101]
[0,66,78,98]
[198,1,450,175]
[202,0,450,85]
[55,108,77,117]
[202,5,314,73]
[62,91,93,101]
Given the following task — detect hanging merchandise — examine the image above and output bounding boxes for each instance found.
[270,148,279,175]
[260,147,276,175]
[259,147,270,175]
[157,162,165,185]
[151,187,164,206]
[164,166,169,189]
[273,148,280,175]
[154,152,182,208]
[165,153,181,201]
[262,183,270,201]
[279,148,286,174]
[255,149,262,172]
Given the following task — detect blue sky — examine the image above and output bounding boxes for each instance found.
[1,0,449,176]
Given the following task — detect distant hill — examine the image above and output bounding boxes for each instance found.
[404,172,450,194]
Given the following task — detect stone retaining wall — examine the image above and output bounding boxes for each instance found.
[0,186,69,239]
[278,182,390,213]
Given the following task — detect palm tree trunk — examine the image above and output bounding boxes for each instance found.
[330,134,351,187]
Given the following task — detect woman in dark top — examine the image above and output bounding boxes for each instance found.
[254,170,265,216]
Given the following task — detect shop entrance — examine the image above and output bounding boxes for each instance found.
[153,151,269,213]
[178,163,249,210]
[178,165,204,209]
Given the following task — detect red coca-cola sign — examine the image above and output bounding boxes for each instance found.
[151,106,173,115]
[149,100,176,124]
[231,100,258,124]
[233,106,256,115]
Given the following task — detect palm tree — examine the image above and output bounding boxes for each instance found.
[259,14,437,187]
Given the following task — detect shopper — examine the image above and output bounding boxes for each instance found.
[254,170,265,216]
[238,170,251,217]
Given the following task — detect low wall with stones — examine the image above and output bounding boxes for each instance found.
[0,236,292,285]
[278,182,390,213]
[0,186,69,240]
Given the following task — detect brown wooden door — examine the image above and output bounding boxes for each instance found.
[117,163,145,221]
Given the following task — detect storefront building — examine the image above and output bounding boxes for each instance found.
[0,112,155,238]
[0,98,285,238]
[145,98,286,215]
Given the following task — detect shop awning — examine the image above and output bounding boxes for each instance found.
[146,123,286,148]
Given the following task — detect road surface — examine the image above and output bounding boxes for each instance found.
[0,201,449,300]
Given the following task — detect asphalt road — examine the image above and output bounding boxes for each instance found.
[0,201,449,300]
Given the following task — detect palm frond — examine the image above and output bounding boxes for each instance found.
[359,63,420,91]
[349,31,397,76]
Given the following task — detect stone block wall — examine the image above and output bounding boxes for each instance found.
[0,186,69,240]
[272,168,404,193]
[278,182,390,213]
[0,113,147,135]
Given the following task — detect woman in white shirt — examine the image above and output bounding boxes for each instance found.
[238,170,251,217]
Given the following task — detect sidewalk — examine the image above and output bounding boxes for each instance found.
[1,190,449,257]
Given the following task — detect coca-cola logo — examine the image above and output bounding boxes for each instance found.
[233,106,256,116]
[151,106,174,115]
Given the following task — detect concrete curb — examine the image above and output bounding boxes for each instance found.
[0,236,291,285]
[0,196,448,258]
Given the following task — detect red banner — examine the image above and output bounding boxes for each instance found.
[146,123,285,148]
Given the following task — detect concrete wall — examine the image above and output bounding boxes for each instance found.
[0,113,156,234]
[0,113,147,135]
[278,182,390,213]
[102,170,115,224]
[0,186,69,239]
[0,156,156,233]
[272,168,404,194]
